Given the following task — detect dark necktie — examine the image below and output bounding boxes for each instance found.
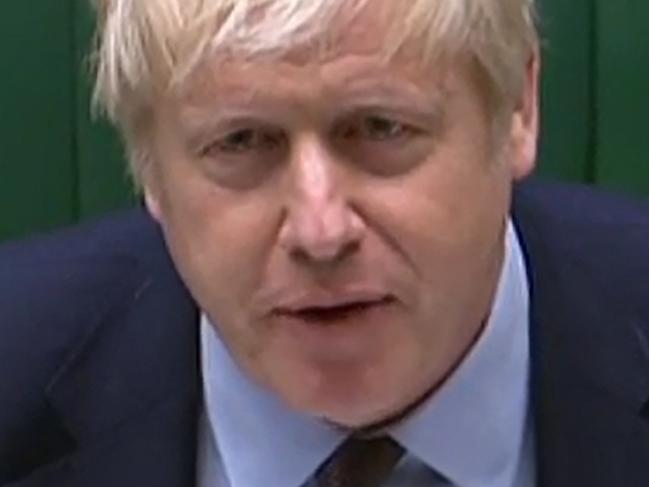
[316,436,405,487]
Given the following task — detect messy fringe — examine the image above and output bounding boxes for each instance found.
[91,0,537,182]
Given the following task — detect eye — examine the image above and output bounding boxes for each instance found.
[340,116,414,142]
[363,116,408,140]
[201,128,285,156]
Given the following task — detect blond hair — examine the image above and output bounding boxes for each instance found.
[91,0,538,182]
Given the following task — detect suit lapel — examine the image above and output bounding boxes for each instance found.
[528,275,649,487]
[514,187,649,487]
[10,223,201,487]
[9,395,199,487]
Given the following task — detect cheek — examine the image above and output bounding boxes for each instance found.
[155,168,280,324]
[365,154,509,260]
[357,150,510,328]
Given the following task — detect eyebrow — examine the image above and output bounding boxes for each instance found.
[335,74,446,100]
[177,110,275,150]
[176,74,449,138]
[330,78,447,116]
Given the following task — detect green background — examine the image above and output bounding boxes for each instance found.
[1,0,648,241]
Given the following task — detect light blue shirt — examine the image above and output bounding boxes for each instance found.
[198,222,534,487]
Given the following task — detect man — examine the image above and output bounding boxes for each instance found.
[1,0,648,486]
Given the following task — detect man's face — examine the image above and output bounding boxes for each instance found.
[144,4,538,427]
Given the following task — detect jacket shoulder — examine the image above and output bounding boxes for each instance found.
[0,208,162,478]
[514,178,649,228]
[0,207,159,333]
[513,178,649,313]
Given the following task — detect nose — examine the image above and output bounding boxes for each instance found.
[278,138,365,266]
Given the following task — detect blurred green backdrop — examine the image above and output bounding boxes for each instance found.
[1,0,648,241]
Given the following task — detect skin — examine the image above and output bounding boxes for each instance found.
[143,2,539,428]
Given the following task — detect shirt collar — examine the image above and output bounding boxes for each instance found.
[201,220,530,487]
[390,221,531,486]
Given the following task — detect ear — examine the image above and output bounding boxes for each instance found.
[144,186,163,222]
[141,167,164,223]
[508,48,540,181]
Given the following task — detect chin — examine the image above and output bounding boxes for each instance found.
[316,395,406,429]
[254,330,422,425]
[277,365,406,428]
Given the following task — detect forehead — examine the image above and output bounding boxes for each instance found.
[173,1,455,107]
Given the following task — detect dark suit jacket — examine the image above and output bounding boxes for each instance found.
[1,180,649,487]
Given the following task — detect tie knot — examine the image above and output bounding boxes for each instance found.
[316,436,404,487]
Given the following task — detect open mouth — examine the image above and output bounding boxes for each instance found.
[279,297,395,324]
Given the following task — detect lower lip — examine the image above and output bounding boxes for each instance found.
[272,299,397,353]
